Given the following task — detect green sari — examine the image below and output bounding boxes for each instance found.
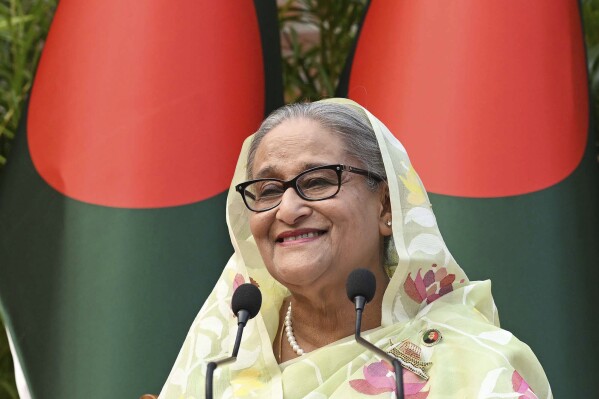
[158,99,551,399]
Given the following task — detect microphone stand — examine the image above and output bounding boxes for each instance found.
[205,309,250,399]
[353,296,404,399]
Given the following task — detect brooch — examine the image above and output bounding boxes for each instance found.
[422,329,442,346]
[387,339,432,380]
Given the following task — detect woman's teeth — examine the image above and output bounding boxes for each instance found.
[282,232,322,242]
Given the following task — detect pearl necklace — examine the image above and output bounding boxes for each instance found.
[284,302,305,356]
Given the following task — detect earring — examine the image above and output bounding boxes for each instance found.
[386,220,392,227]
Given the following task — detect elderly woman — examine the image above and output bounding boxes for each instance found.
[157,99,551,398]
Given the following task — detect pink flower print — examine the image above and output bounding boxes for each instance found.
[350,360,396,395]
[403,367,430,398]
[512,370,538,399]
[350,360,429,398]
[233,273,260,291]
[404,265,457,304]
[233,273,245,290]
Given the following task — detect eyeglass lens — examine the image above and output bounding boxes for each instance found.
[243,168,340,211]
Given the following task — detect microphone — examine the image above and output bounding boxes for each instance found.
[346,269,404,399]
[205,283,262,399]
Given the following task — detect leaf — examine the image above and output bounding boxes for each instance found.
[193,333,212,359]
[399,167,427,205]
[229,347,261,370]
[170,368,188,388]
[478,367,505,398]
[0,15,35,31]
[0,0,57,172]
[304,393,328,399]
[199,316,224,337]
[407,234,444,257]
[405,207,436,227]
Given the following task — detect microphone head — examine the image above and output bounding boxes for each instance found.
[231,283,262,319]
[346,268,377,303]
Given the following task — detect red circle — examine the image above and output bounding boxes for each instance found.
[29,0,264,208]
[349,1,587,197]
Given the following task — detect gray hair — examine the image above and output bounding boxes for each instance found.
[246,102,387,188]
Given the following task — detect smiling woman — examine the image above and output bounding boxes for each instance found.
[247,116,392,359]
[156,99,551,398]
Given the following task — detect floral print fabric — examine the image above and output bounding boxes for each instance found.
[157,99,552,398]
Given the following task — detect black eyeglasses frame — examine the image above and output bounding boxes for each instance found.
[235,164,384,213]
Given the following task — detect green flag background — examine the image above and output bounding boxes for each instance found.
[0,1,282,398]
[340,1,599,398]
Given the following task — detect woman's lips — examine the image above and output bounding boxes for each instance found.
[275,229,327,244]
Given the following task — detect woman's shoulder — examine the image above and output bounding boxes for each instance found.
[398,281,552,398]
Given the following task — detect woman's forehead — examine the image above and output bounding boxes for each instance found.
[253,162,332,179]
[251,119,349,178]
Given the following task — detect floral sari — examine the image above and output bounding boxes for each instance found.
[157,98,551,399]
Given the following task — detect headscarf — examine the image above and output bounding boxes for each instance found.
[158,98,551,399]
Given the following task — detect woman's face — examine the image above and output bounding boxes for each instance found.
[249,117,391,294]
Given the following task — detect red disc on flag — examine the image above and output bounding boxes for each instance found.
[349,1,588,197]
[28,0,264,208]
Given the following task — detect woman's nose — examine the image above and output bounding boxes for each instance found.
[276,187,311,224]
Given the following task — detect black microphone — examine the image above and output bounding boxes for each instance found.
[205,283,262,399]
[346,269,404,399]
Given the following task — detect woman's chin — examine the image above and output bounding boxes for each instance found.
[273,264,328,291]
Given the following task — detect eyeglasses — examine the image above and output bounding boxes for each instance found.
[236,164,384,212]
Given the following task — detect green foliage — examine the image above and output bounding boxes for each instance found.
[278,0,367,103]
[1,2,57,396]
[582,0,599,164]
[583,0,599,104]
[0,0,56,168]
